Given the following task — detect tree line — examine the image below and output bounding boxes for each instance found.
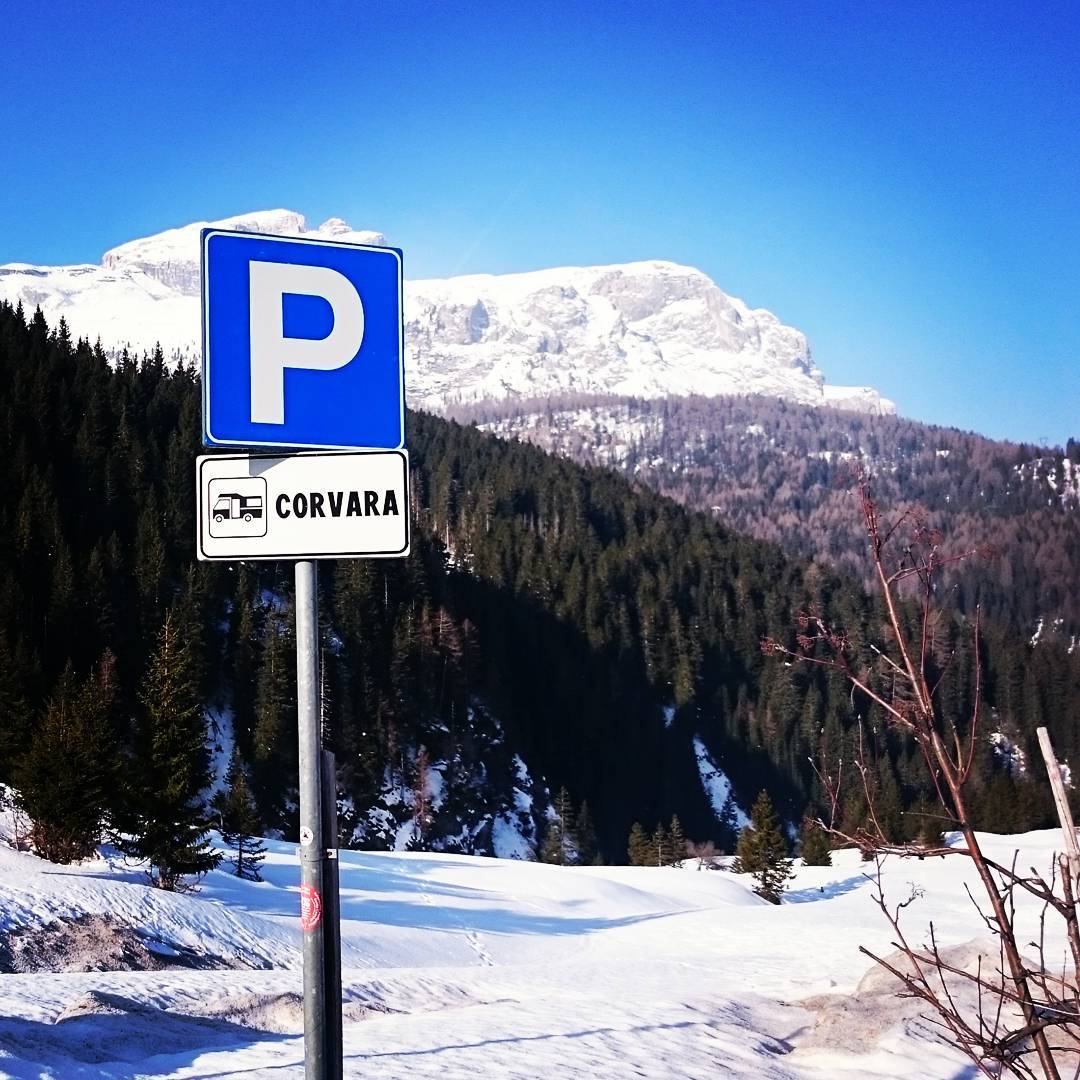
[451,392,1080,639]
[0,301,1077,879]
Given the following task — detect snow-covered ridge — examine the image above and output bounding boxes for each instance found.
[0,209,895,416]
[101,209,386,295]
[406,259,893,413]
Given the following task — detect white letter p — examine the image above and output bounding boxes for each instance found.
[248,261,365,425]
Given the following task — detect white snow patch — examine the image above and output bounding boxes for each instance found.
[990,732,1028,778]
[693,736,750,831]
[393,819,418,852]
[490,814,534,860]
[206,704,235,795]
[510,754,534,814]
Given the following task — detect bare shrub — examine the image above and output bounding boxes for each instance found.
[764,477,1078,1078]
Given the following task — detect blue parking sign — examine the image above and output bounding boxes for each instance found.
[202,230,404,450]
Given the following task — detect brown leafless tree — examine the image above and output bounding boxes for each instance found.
[687,838,719,870]
[413,746,433,845]
[763,477,1079,1079]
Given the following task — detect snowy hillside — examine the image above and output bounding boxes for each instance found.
[0,211,383,364]
[0,209,894,416]
[1,817,1075,1078]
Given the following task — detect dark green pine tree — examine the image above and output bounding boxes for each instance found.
[907,797,947,849]
[650,822,673,867]
[15,660,117,863]
[125,611,220,890]
[668,815,686,866]
[541,786,576,865]
[0,632,32,783]
[873,758,905,843]
[575,800,599,865]
[733,791,794,904]
[215,748,266,882]
[798,815,832,866]
[251,608,297,832]
[227,566,261,760]
[133,495,167,635]
[627,821,650,866]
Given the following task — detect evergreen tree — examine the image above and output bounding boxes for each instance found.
[627,821,649,866]
[15,661,117,863]
[575,799,599,864]
[134,495,167,633]
[798,815,832,866]
[0,301,1076,863]
[716,792,741,849]
[733,791,793,904]
[0,632,31,783]
[251,608,297,832]
[542,786,576,865]
[411,745,434,848]
[215,748,266,882]
[873,759,905,843]
[907,798,947,849]
[668,814,686,866]
[123,611,220,889]
[227,567,261,759]
[650,822,673,867]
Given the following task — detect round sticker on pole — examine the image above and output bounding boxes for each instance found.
[300,883,323,932]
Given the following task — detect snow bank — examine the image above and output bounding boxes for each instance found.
[0,825,1076,1077]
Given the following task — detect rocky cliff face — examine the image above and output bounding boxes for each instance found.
[404,259,893,412]
[0,210,894,416]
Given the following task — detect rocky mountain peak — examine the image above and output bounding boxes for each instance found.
[0,210,894,416]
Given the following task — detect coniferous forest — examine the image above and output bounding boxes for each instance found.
[454,394,1080,638]
[0,300,1077,870]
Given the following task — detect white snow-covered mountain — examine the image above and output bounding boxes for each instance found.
[0,209,894,415]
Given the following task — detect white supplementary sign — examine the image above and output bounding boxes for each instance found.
[196,450,410,561]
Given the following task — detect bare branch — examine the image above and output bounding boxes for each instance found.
[764,473,1069,1079]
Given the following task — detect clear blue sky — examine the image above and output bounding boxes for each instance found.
[3,2,1077,445]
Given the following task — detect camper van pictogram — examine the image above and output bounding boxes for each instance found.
[213,492,264,523]
[206,476,268,539]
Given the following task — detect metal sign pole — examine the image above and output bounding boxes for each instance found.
[296,560,328,1078]
[321,748,343,1079]
[199,227,405,1077]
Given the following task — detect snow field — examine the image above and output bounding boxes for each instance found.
[0,827,1074,1078]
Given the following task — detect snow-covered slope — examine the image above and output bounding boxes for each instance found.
[102,210,385,295]
[1,820,1073,1078]
[0,210,895,416]
[404,260,893,411]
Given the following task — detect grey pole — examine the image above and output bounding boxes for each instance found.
[295,560,327,1078]
[321,748,343,1079]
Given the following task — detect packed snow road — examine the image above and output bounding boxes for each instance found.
[1,829,1069,1078]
